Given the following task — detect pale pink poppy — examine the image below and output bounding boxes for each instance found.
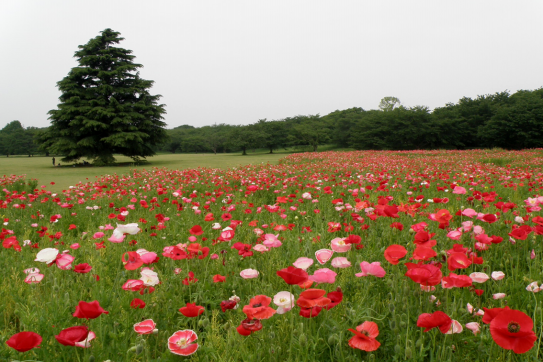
[526,282,540,293]
[446,230,462,240]
[331,257,351,268]
[24,268,40,275]
[491,271,505,280]
[263,234,282,248]
[211,223,221,230]
[122,279,144,290]
[453,186,467,194]
[253,228,264,236]
[134,319,157,335]
[466,303,474,314]
[104,224,115,230]
[35,248,59,264]
[24,273,44,284]
[253,244,269,253]
[330,237,351,253]
[240,269,259,279]
[174,268,183,274]
[472,225,484,235]
[469,272,489,283]
[293,257,314,270]
[273,291,295,314]
[309,268,337,284]
[355,262,386,278]
[315,249,334,265]
[140,268,159,286]
[115,223,140,235]
[465,322,480,335]
[474,309,485,316]
[461,221,473,232]
[492,293,506,299]
[445,320,463,334]
[108,229,125,243]
[74,331,96,348]
[531,249,536,259]
[420,285,436,292]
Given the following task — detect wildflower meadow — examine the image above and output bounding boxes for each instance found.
[2,149,543,361]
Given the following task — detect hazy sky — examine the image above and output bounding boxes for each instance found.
[1,0,542,130]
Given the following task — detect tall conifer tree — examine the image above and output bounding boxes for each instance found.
[43,28,167,164]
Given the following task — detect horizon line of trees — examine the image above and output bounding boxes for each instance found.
[2,87,543,157]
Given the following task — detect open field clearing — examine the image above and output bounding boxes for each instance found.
[2,149,543,361]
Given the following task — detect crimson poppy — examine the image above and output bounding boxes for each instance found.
[417,311,452,333]
[130,298,146,309]
[299,306,323,318]
[6,331,42,352]
[220,300,237,312]
[348,321,380,352]
[72,300,109,319]
[276,266,309,285]
[490,309,537,354]
[179,303,204,317]
[189,225,203,235]
[325,288,343,310]
[55,326,89,346]
[73,263,92,273]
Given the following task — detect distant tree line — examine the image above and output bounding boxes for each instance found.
[2,87,543,157]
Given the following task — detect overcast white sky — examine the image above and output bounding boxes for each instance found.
[1,0,542,130]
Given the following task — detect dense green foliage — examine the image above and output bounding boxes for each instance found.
[39,29,167,164]
[0,121,42,157]
[5,78,543,156]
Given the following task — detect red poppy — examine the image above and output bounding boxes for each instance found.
[220,300,237,312]
[413,231,436,248]
[405,262,442,286]
[384,245,407,265]
[6,331,42,352]
[508,225,532,240]
[482,306,511,324]
[163,246,188,260]
[242,295,276,320]
[55,326,89,346]
[417,311,452,333]
[213,274,226,283]
[490,309,537,354]
[447,252,472,271]
[411,247,437,261]
[343,235,362,245]
[122,251,143,270]
[482,214,497,223]
[241,318,263,331]
[296,289,331,309]
[189,225,204,235]
[348,321,381,352]
[441,273,473,288]
[276,266,309,285]
[72,300,109,319]
[179,303,205,317]
[73,263,92,274]
[130,298,146,309]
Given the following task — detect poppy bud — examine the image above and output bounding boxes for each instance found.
[136,345,143,354]
[88,356,95,362]
[298,333,307,347]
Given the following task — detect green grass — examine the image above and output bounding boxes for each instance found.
[1,152,288,193]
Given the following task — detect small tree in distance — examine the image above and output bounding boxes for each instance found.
[42,28,167,165]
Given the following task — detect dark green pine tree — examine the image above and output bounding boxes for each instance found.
[43,28,167,164]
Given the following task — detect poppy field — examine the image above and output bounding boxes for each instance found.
[2,149,543,361]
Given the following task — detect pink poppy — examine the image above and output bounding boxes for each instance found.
[331,257,351,268]
[491,271,505,280]
[355,262,386,278]
[262,234,282,248]
[461,208,477,218]
[309,268,337,284]
[465,322,480,335]
[470,272,490,283]
[293,257,314,270]
[93,232,105,239]
[315,249,334,265]
[330,237,351,252]
[453,186,467,194]
[446,230,462,240]
[168,330,198,356]
[240,269,259,279]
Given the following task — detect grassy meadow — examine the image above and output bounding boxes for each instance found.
[2,148,543,361]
